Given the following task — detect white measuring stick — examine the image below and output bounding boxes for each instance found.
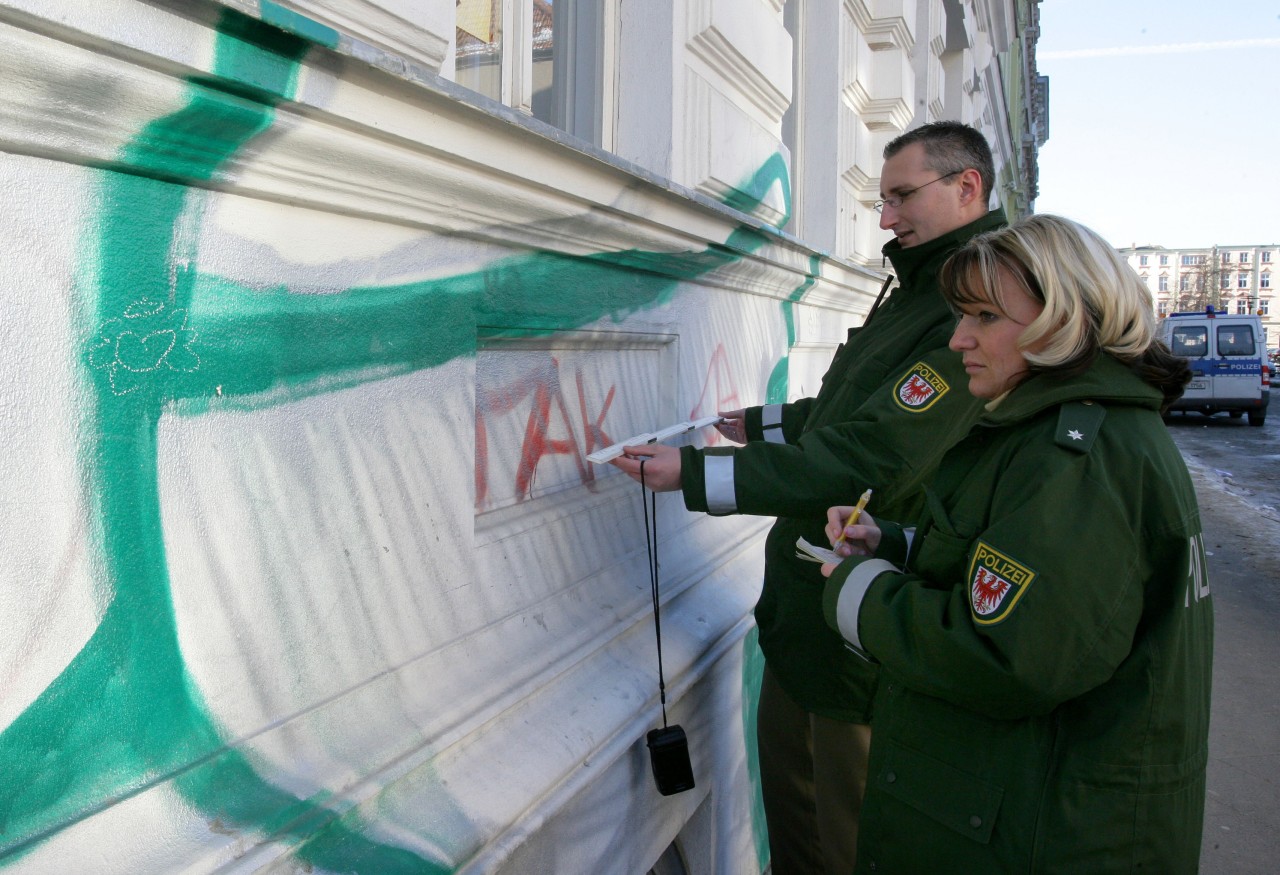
[586,415,726,464]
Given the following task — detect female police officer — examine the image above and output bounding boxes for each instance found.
[819,215,1212,873]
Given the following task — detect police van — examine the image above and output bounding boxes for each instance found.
[1159,308,1269,426]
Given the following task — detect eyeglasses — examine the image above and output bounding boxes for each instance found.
[874,170,962,213]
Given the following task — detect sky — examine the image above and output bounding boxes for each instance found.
[1033,1,1280,249]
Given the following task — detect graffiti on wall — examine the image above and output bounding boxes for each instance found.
[475,353,617,509]
[690,343,741,445]
[0,5,804,871]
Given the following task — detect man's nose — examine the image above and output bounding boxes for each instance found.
[878,206,895,230]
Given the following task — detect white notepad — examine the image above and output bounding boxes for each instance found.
[795,537,844,565]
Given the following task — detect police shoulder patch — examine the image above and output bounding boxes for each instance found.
[967,541,1036,625]
[893,361,950,412]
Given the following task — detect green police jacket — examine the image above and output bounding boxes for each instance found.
[680,210,1005,721]
[824,354,1214,873]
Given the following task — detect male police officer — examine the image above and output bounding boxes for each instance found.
[613,122,1005,874]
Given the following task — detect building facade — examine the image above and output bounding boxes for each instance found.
[1123,244,1278,349]
[0,1,1044,872]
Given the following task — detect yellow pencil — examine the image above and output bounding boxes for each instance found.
[832,489,872,550]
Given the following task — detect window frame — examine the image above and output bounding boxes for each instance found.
[452,0,619,150]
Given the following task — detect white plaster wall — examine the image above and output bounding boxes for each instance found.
[0,2,867,873]
[0,0,1038,871]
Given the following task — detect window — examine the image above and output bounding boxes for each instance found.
[1221,273,1232,290]
[1263,251,1272,263]
[1217,325,1256,356]
[1238,273,1249,289]
[531,1,609,143]
[1262,272,1271,289]
[1221,251,1232,263]
[1171,325,1207,357]
[453,0,612,147]
[1262,299,1271,315]
[1158,275,1169,292]
[1139,255,1149,266]
[1236,298,1248,314]
[1179,275,1191,291]
[1181,254,1205,266]
[1159,255,1169,265]
[455,0,504,103]
[1158,300,1168,316]
[1240,252,1251,264]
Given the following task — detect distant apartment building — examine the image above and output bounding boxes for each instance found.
[1121,244,1278,348]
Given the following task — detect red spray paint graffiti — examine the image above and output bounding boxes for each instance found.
[476,343,736,507]
[475,356,616,508]
[688,343,739,445]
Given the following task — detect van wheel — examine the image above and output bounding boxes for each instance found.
[1248,409,1266,426]
[1229,411,1243,419]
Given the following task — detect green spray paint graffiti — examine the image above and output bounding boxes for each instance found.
[260,0,341,48]
[0,8,800,870]
[739,628,770,871]
[765,253,822,404]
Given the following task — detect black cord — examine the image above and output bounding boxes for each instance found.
[639,460,668,728]
[864,274,895,324]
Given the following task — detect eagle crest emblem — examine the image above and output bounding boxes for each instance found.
[893,362,949,412]
[968,542,1036,625]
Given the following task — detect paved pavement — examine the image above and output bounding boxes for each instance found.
[1186,458,1280,874]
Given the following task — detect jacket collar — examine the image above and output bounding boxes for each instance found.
[979,354,1165,427]
[882,208,1007,288]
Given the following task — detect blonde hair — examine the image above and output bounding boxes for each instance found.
[940,214,1155,370]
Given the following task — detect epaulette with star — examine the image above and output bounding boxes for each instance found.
[1055,400,1105,453]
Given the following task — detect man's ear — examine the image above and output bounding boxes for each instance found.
[956,168,985,206]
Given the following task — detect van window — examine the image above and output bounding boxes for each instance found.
[1217,326,1256,356]
[1171,325,1208,357]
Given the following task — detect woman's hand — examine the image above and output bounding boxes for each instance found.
[608,443,683,491]
[825,505,881,558]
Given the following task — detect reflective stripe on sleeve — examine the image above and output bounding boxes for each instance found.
[761,404,786,444]
[835,559,897,650]
[704,454,738,514]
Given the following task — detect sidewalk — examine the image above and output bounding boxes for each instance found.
[1190,463,1280,874]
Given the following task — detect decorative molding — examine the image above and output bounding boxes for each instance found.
[839,1,913,131]
[842,78,872,115]
[843,0,915,51]
[273,0,451,73]
[928,0,946,57]
[963,58,983,96]
[840,163,873,198]
[0,7,814,284]
[686,74,790,230]
[686,0,791,124]
[842,79,912,132]
[686,26,790,122]
[928,54,945,121]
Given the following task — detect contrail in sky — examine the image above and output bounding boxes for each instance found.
[1041,38,1280,60]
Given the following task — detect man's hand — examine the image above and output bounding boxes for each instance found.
[824,506,881,558]
[608,443,683,491]
[714,408,748,444]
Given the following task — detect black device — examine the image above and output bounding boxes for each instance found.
[647,725,695,796]
[638,460,695,797]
